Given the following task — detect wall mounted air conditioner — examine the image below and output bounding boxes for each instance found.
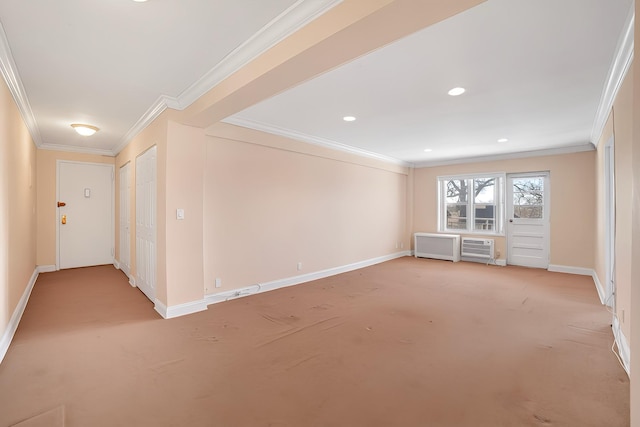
[461,238,495,260]
[414,233,460,262]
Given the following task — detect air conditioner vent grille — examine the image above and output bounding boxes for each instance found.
[461,238,494,259]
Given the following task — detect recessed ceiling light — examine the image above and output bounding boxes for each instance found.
[71,124,99,136]
[423,148,433,152]
[343,116,356,122]
[497,138,509,143]
[133,0,148,2]
[448,87,466,96]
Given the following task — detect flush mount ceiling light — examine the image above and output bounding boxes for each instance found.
[447,87,466,96]
[497,138,509,143]
[133,0,148,2]
[343,116,356,122]
[423,148,433,152]
[71,124,99,136]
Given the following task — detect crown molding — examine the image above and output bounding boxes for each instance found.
[174,0,343,110]
[413,142,595,168]
[39,142,115,157]
[591,5,634,144]
[111,95,173,155]
[224,116,411,167]
[0,21,43,147]
[115,0,343,155]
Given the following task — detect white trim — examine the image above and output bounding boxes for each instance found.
[39,143,114,157]
[206,252,411,305]
[547,265,593,276]
[0,21,43,147]
[154,299,208,319]
[591,5,634,145]
[415,143,595,168]
[591,270,606,305]
[36,265,57,273]
[129,276,136,288]
[0,268,39,364]
[223,117,411,167]
[113,259,120,270]
[114,0,342,155]
[495,259,507,267]
[113,96,170,155]
[175,0,343,110]
[612,315,630,376]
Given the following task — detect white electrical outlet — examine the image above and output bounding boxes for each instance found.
[400,242,404,249]
[297,262,302,271]
[215,278,221,288]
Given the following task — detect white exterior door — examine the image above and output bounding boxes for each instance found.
[506,173,550,268]
[119,162,131,278]
[57,161,114,269]
[135,146,157,302]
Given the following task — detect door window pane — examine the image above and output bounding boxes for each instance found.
[512,177,544,219]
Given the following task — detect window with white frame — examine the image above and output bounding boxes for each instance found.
[438,174,505,234]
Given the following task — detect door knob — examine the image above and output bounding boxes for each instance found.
[57,201,66,207]
[61,215,67,225]
[509,219,513,223]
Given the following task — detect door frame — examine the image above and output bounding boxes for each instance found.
[56,160,115,270]
[604,136,616,307]
[119,161,132,279]
[506,171,550,268]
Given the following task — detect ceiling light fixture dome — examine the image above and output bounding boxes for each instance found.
[343,116,356,122]
[448,87,466,96]
[71,124,99,136]
[497,138,509,143]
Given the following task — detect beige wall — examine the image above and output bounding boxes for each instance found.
[115,110,171,306]
[613,65,633,344]
[0,75,37,341]
[631,6,640,422]
[413,151,596,268]
[594,113,613,296]
[35,150,114,266]
[203,125,409,292]
[165,122,206,306]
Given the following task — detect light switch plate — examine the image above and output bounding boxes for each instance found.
[176,208,185,220]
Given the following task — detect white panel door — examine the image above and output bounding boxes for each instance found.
[506,173,550,268]
[58,161,114,269]
[136,146,157,302]
[119,162,131,277]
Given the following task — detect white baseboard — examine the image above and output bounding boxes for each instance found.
[36,265,56,273]
[113,259,120,270]
[547,265,593,276]
[495,259,507,266]
[129,276,136,287]
[206,251,411,305]
[0,267,39,364]
[547,265,607,305]
[612,315,630,376]
[154,299,208,319]
[591,271,607,305]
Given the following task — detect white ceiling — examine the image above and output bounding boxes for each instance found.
[226,0,634,166]
[0,0,634,165]
[0,0,339,155]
